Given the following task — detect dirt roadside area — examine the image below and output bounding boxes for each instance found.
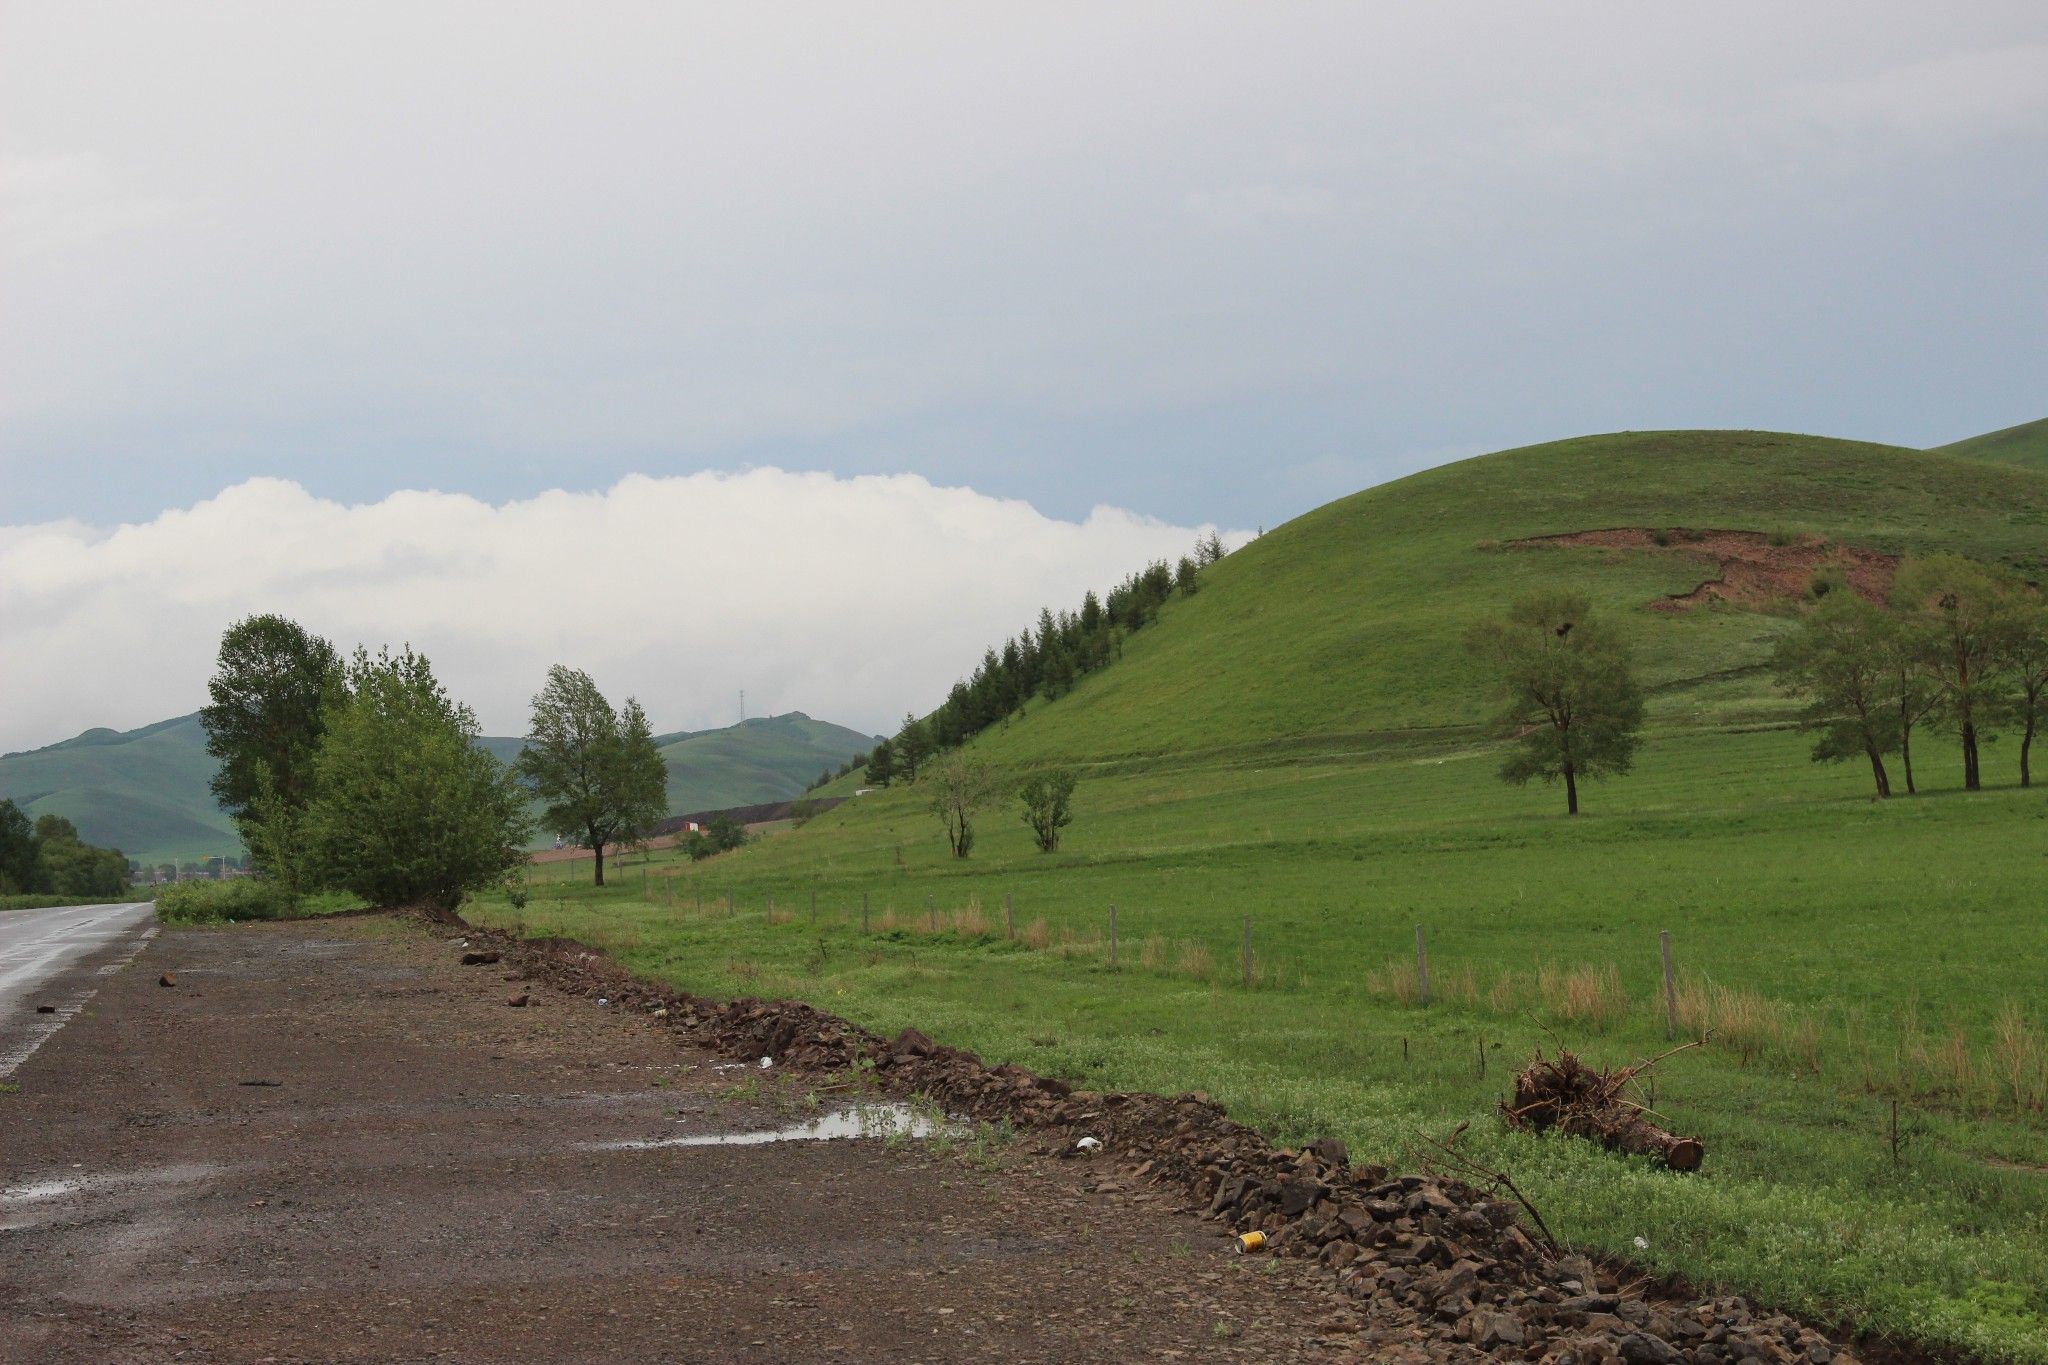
[0,915,1409,1363]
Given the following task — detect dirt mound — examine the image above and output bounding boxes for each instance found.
[466,918,1869,1364]
[1508,528,1897,613]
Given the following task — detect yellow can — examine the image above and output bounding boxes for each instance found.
[1235,1230,1267,1254]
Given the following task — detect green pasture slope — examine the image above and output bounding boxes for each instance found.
[469,429,2048,1362]
[0,715,237,865]
[1928,417,2048,475]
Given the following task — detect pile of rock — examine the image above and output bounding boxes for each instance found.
[459,919,1857,1364]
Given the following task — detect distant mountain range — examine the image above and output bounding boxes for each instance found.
[0,711,879,865]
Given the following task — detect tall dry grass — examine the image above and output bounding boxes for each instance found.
[1537,963,1630,1033]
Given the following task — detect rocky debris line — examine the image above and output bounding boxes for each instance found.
[1505,1049,1704,1172]
[461,920,1858,1365]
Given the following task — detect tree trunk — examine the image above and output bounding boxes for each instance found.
[2024,714,2036,789]
[1962,721,1981,791]
[593,841,606,887]
[1900,724,1916,795]
[1564,765,1579,816]
[1866,747,1891,798]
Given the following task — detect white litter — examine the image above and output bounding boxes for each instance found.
[596,997,609,1007]
[758,1056,774,1069]
[1075,1136,1101,1152]
[1633,1236,1649,1250]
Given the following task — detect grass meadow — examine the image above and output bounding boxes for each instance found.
[470,724,2048,1363]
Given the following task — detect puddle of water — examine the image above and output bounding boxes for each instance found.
[585,1102,952,1151]
[3,1179,77,1202]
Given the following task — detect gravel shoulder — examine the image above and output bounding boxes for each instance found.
[0,915,1383,1363]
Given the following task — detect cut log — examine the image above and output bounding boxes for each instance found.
[1502,1047,1704,1172]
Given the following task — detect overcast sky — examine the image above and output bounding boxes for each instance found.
[2,3,2044,750]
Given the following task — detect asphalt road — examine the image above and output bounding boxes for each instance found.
[0,900,157,1079]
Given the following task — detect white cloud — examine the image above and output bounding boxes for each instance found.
[0,471,1239,752]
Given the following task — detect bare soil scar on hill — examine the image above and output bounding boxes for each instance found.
[1504,528,1899,612]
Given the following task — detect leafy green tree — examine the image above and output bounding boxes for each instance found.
[1893,554,2017,792]
[1175,555,1199,595]
[865,737,897,787]
[922,754,1002,857]
[1772,593,1902,798]
[201,615,342,825]
[517,666,669,886]
[1018,768,1078,853]
[2002,595,2048,788]
[0,800,39,894]
[703,812,748,852]
[241,765,317,904]
[305,646,530,914]
[1465,591,1645,815]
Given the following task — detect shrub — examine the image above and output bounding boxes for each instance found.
[155,879,293,925]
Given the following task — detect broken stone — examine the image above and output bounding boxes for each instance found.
[506,992,529,1007]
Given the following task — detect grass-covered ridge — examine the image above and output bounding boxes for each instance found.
[964,429,2048,767]
[1929,417,2048,474]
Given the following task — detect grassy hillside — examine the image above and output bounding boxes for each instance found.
[965,429,2048,766]
[0,715,236,864]
[3,711,878,865]
[651,713,880,814]
[470,429,2048,1363]
[1929,417,2048,473]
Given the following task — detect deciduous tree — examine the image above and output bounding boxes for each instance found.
[2002,595,2048,788]
[201,615,341,825]
[305,646,530,914]
[1018,768,1078,853]
[518,666,669,886]
[1893,554,2017,791]
[1772,593,1902,798]
[1465,591,1644,815]
[922,754,1002,858]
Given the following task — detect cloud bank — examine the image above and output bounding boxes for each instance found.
[0,472,1234,753]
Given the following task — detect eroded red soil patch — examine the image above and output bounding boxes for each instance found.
[1508,528,1897,612]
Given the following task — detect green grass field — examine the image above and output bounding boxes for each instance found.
[462,428,2048,1361]
[473,728,2048,1361]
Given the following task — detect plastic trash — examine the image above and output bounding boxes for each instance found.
[595,997,609,1007]
[758,1056,774,1069]
[1075,1136,1101,1152]
[1236,1231,1267,1254]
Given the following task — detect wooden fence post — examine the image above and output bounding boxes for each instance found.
[1660,930,1677,1040]
[1415,924,1431,1007]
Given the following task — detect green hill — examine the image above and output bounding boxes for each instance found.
[962,428,2048,767]
[2,711,878,866]
[1926,416,2048,473]
[648,714,881,814]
